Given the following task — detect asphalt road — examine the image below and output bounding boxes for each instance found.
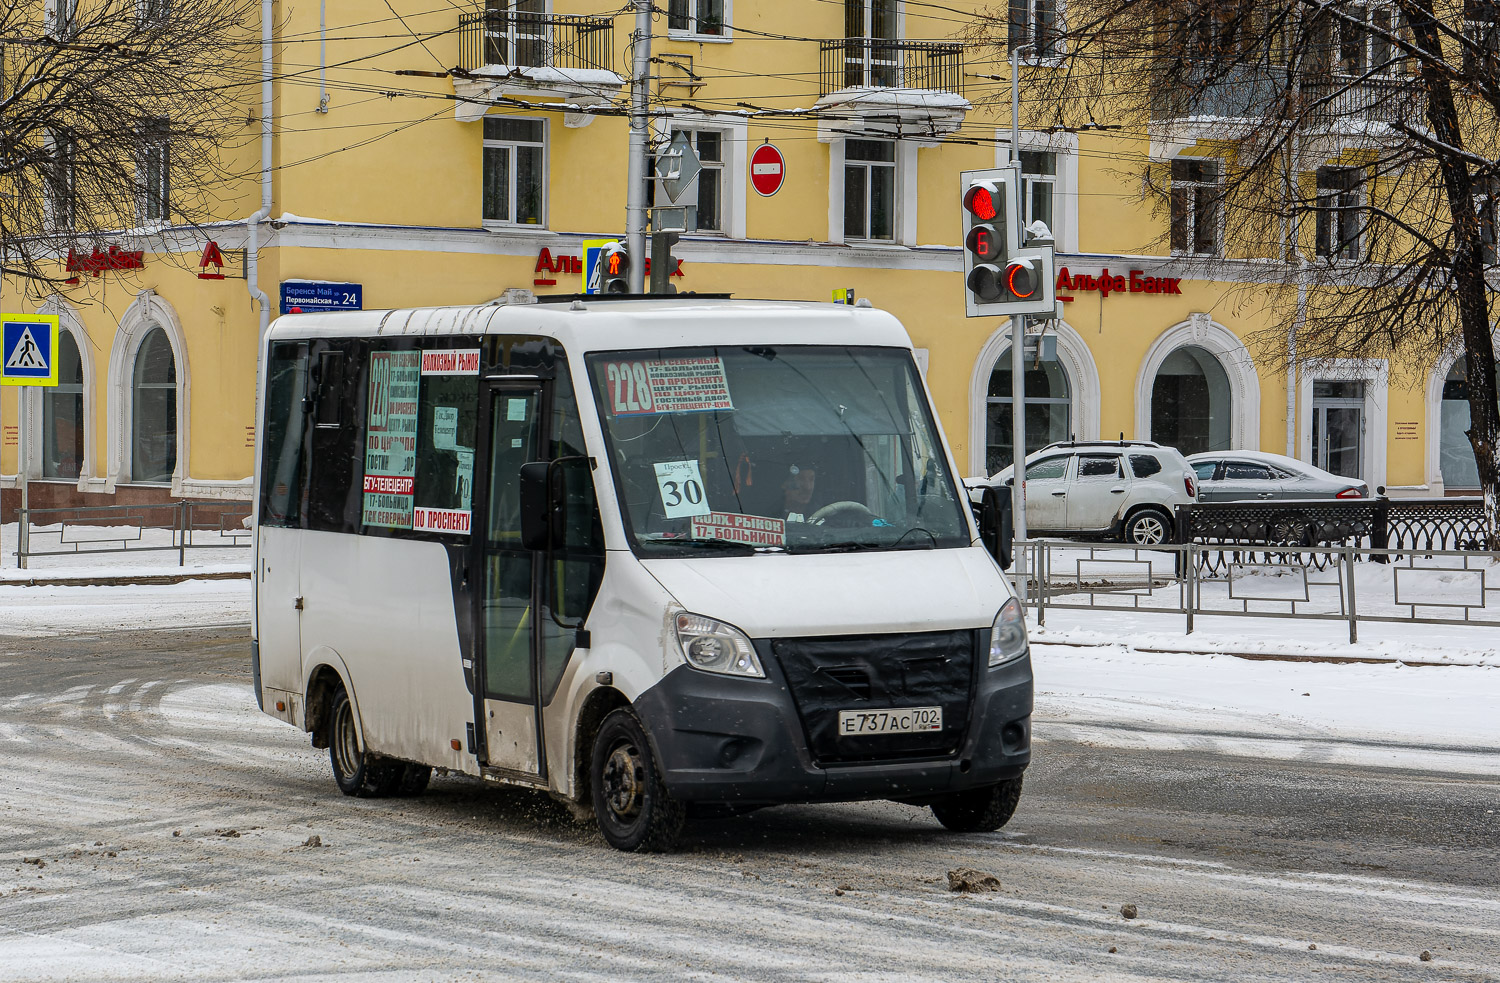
[2,628,1497,982]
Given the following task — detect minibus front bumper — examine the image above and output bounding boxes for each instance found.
[632,641,1032,806]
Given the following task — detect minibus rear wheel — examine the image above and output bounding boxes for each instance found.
[930,777,1023,832]
[591,708,685,852]
[328,685,401,798]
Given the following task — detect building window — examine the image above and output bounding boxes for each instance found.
[1170,158,1220,256]
[987,351,1071,473]
[844,139,896,241]
[1019,150,1056,236]
[138,118,170,225]
[1315,166,1362,261]
[1308,4,1403,76]
[1150,346,1232,456]
[1467,0,1500,71]
[44,332,84,480]
[1009,0,1061,58]
[138,0,169,23]
[842,0,899,86]
[484,0,546,67]
[49,0,78,36]
[131,327,177,484]
[483,117,545,226]
[669,0,726,37]
[671,129,724,233]
[48,131,77,230]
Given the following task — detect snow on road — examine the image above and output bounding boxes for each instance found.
[0,580,250,637]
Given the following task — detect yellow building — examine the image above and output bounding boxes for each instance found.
[1,0,1479,521]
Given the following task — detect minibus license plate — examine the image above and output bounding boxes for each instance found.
[838,707,942,736]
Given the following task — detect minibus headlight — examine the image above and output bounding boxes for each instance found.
[989,597,1028,667]
[674,613,765,678]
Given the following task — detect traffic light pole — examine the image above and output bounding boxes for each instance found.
[1009,44,1029,564]
[624,0,652,293]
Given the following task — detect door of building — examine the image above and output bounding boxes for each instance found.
[1312,381,1365,479]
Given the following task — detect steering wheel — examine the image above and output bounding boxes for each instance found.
[808,500,880,527]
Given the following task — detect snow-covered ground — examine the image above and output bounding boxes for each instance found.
[1033,642,1500,775]
[0,521,250,582]
[0,579,251,637]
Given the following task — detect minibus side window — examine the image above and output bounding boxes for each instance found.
[538,366,605,702]
[260,342,309,527]
[306,340,368,533]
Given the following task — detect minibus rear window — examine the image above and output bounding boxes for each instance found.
[586,346,970,556]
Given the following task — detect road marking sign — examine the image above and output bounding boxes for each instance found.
[1,315,60,387]
[750,143,786,197]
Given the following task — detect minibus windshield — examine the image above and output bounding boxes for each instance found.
[586,346,971,557]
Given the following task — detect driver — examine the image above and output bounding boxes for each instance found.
[781,464,817,522]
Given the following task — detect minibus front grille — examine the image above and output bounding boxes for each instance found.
[770,629,977,765]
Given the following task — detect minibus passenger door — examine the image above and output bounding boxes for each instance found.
[474,382,547,781]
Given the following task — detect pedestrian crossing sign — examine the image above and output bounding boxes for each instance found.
[1,315,60,387]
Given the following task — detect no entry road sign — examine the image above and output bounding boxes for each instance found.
[2,315,60,387]
[750,143,786,197]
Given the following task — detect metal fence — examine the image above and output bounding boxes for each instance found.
[1016,538,1500,643]
[1175,497,1489,575]
[15,501,253,569]
[819,39,964,95]
[457,9,615,74]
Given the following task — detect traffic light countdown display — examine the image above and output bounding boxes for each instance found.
[959,166,1056,318]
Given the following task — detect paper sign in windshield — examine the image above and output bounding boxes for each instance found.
[605,357,733,416]
[362,351,421,529]
[655,460,712,519]
[690,512,786,547]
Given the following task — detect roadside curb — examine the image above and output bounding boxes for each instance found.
[1030,637,1487,669]
[0,571,251,588]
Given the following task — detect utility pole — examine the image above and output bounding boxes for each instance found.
[1009,43,1030,555]
[624,0,652,293]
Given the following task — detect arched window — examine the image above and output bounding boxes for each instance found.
[131,327,177,483]
[1440,359,1489,490]
[1150,345,1232,455]
[43,332,84,479]
[987,351,1071,473]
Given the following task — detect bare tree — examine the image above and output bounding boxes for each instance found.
[971,0,1500,539]
[0,0,259,290]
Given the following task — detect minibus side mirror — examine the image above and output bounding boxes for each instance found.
[519,461,552,551]
[979,486,1013,570]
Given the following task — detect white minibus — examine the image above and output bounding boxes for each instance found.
[252,297,1031,851]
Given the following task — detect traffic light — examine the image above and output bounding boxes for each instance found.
[601,242,630,294]
[960,167,1056,318]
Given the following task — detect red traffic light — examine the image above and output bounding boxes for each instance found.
[1005,259,1038,299]
[963,181,1002,222]
[965,224,1003,263]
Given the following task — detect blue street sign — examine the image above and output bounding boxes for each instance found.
[2,315,60,387]
[280,281,363,315]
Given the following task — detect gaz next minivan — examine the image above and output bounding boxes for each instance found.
[252,297,1032,850]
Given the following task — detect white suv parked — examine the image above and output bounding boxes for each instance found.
[966,441,1198,545]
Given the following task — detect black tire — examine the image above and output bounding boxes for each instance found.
[396,763,432,797]
[590,708,685,852]
[328,686,401,798]
[1124,508,1173,546]
[930,776,1023,832]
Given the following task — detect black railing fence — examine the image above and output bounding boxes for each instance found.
[1175,497,1489,575]
[819,38,964,95]
[458,9,615,74]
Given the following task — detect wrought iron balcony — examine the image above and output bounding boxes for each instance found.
[1297,75,1424,124]
[820,38,964,96]
[453,9,621,124]
[457,9,614,73]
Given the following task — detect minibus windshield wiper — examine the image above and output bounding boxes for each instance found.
[789,527,939,554]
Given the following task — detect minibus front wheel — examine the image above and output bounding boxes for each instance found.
[930,776,1024,833]
[591,708,685,852]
